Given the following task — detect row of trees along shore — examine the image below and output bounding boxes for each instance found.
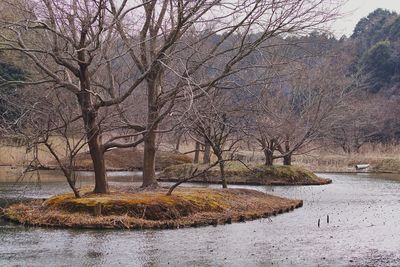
[1,0,382,195]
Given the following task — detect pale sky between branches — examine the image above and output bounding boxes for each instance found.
[334,0,400,36]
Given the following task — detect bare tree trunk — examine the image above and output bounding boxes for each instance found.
[218,158,227,189]
[283,154,292,166]
[341,143,351,154]
[175,134,182,152]
[66,172,80,198]
[78,92,108,194]
[142,75,160,188]
[142,128,158,187]
[283,138,292,166]
[264,149,274,166]
[194,141,200,163]
[203,140,211,164]
[88,133,108,193]
[342,142,354,154]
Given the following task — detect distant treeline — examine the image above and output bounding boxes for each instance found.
[351,8,400,95]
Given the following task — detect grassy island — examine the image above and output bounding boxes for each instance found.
[3,187,302,229]
[159,163,331,186]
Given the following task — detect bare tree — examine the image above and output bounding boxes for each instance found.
[180,91,242,188]
[0,0,154,193]
[330,94,393,154]
[0,82,87,197]
[28,90,86,197]
[251,52,352,165]
[112,0,343,187]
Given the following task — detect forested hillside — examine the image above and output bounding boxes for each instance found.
[351,8,400,95]
[0,60,24,124]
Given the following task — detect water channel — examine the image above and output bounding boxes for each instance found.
[1,168,400,266]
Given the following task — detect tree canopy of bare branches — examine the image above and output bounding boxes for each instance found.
[0,0,343,194]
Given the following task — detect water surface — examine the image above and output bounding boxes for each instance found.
[1,168,400,266]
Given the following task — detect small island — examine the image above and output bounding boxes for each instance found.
[159,163,331,186]
[3,187,302,229]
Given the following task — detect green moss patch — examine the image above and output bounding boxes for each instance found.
[160,163,331,186]
[3,188,302,229]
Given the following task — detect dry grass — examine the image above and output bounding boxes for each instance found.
[294,146,400,173]
[3,187,302,229]
[0,135,192,171]
[0,146,49,166]
[0,136,79,166]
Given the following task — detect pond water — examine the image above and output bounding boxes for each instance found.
[1,168,400,266]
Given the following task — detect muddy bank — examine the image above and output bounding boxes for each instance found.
[2,187,302,229]
[159,163,331,186]
[46,148,191,171]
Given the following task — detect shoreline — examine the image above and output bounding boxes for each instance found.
[157,177,332,186]
[1,164,397,175]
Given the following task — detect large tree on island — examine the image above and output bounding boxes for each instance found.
[112,0,343,187]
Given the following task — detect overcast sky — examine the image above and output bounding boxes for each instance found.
[333,0,400,36]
